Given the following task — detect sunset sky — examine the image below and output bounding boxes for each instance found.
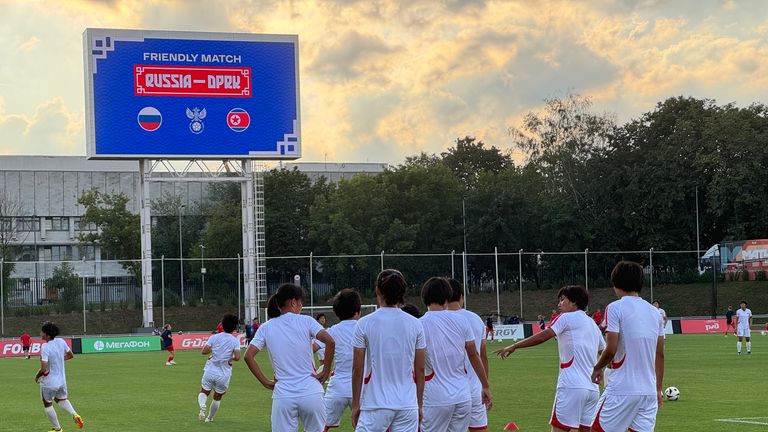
[1,0,767,164]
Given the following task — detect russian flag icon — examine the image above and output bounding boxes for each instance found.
[137,107,162,131]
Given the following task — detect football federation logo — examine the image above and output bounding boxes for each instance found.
[137,107,162,131]
[227,108,250,132]
[186,107,207,134]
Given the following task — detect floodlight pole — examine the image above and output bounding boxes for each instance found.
[1,258,4,338]
[179,204,185,306]
[518,249,523,319]
[161,255,165,326]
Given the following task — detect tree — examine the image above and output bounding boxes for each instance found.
[47,262,81,314]
[0,193,25,305]
[78,190,141,279]
[441,136,513,190]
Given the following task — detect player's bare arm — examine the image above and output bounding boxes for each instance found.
[64,351,74,361]
[480,339,489,378]
[494,328,555,359]
[243,345,275,390]
[314,329,335,383]
[34,359,49,383]
[655,335,665,408]
[414,347,426,423]
[351,347,366,427]
[201,345,212,355]
[231,346,241,362]
[592,331,618,384]
[466,340,493,410]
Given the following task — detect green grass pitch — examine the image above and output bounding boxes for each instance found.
[2,334,765,431]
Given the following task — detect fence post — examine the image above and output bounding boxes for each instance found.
[310,252,315,311]
[462,252,468,308]
[451,250,455,280]
[237,254,241,321]
[161,255,165,326]
[82,274,87,335]
[494,247,500,322]
[1,258,4,338]
[309,252,314,306]
[518,249,523,319]
[380,250,384,273]
[649,248,654,302]
[584,248,589,292]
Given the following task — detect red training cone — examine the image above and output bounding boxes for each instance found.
[504,422,520,430]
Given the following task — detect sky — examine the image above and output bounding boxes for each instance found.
[1,0,768,164]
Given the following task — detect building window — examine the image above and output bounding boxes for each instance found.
[77,245,96,261]
[74,218,97,232]
[15,217,40,232]
[44,245,72,262]
[46,217,70,231]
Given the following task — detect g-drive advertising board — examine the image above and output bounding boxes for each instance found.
[84,29,300,159]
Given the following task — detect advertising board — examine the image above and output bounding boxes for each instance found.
[81,336,161,353]
[173,332,246,351]
[0,338,72,358]
[680,319,727,334]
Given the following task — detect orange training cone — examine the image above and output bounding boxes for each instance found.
[504,422,520,430]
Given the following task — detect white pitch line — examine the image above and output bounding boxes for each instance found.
[716,417,768,426]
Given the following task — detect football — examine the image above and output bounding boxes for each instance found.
[665,386,680,401]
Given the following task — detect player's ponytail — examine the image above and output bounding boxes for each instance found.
[267,283,305,318]
[375,269,407,306]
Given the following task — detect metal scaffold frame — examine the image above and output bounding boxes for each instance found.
[139,159,267,328]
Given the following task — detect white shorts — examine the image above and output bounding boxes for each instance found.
[201,371,232,395]
[422,401,471,432]
[41,384,68,403]
[738,327,751,338]
[272,393,325,432]
[324,396,351,427]
[549,388,598,430]
[356,408,418,432]
[469,393,488,430]
[592,394,658,432]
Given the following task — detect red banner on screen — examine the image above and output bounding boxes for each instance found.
[172,333,245,351]
[680,319,727,334]
[0,338,72,358]
[134,65,252,97]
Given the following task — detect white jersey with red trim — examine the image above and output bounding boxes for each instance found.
[250,312,325,399]
[549,310,605,391]
[453,308,486,397]
[40,338,70,388]
[203,332,240,377]
[352,307,426,410]
[736,308,752,329]
[324,319,357,399]
[603,296,665,396]
[420,310,474,406]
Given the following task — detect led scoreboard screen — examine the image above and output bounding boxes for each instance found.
[84,29,300,159]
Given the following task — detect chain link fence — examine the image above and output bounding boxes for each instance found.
[1,248,753,337]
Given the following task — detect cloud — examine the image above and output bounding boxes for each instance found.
[310,31,401,81]
[17,36,40,52]
[0,97,84,155]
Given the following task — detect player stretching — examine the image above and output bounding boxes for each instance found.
[197,313,241,422]
[735,301,753,355]
[244,283,335,432]
[447,278,490,431]
[322,289,362,431]
[591,261,665,432]
[34,322,84,431]
[352,269,426,432]
[420,277,492,432]
[724,306,736,336]
[161,324,176,366]
[496,286,604,432]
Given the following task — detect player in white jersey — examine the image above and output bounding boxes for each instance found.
[313,313,328,367]
[591,261,665,432]
[735,301,753,355]
[352,269,427,432]
[34,321,84,431]
[197,313,241,422]
[245,283,336,432]
[447,278,490,431]
[321,289,363,430]
[420,277,492,432]
[496,286,604,432]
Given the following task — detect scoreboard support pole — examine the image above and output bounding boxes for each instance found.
[140,160,155,328]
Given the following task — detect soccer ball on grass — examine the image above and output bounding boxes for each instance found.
[664,386,680,401]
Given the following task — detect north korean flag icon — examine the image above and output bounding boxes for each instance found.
[137,107,162,131]
[227,108,250,132]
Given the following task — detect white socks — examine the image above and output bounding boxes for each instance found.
[44,406,61,430]
[198,393,208,410]
[737,341,742,353]
[208,400,221,420]
[747,342,751,352]
[58,400,77,416]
